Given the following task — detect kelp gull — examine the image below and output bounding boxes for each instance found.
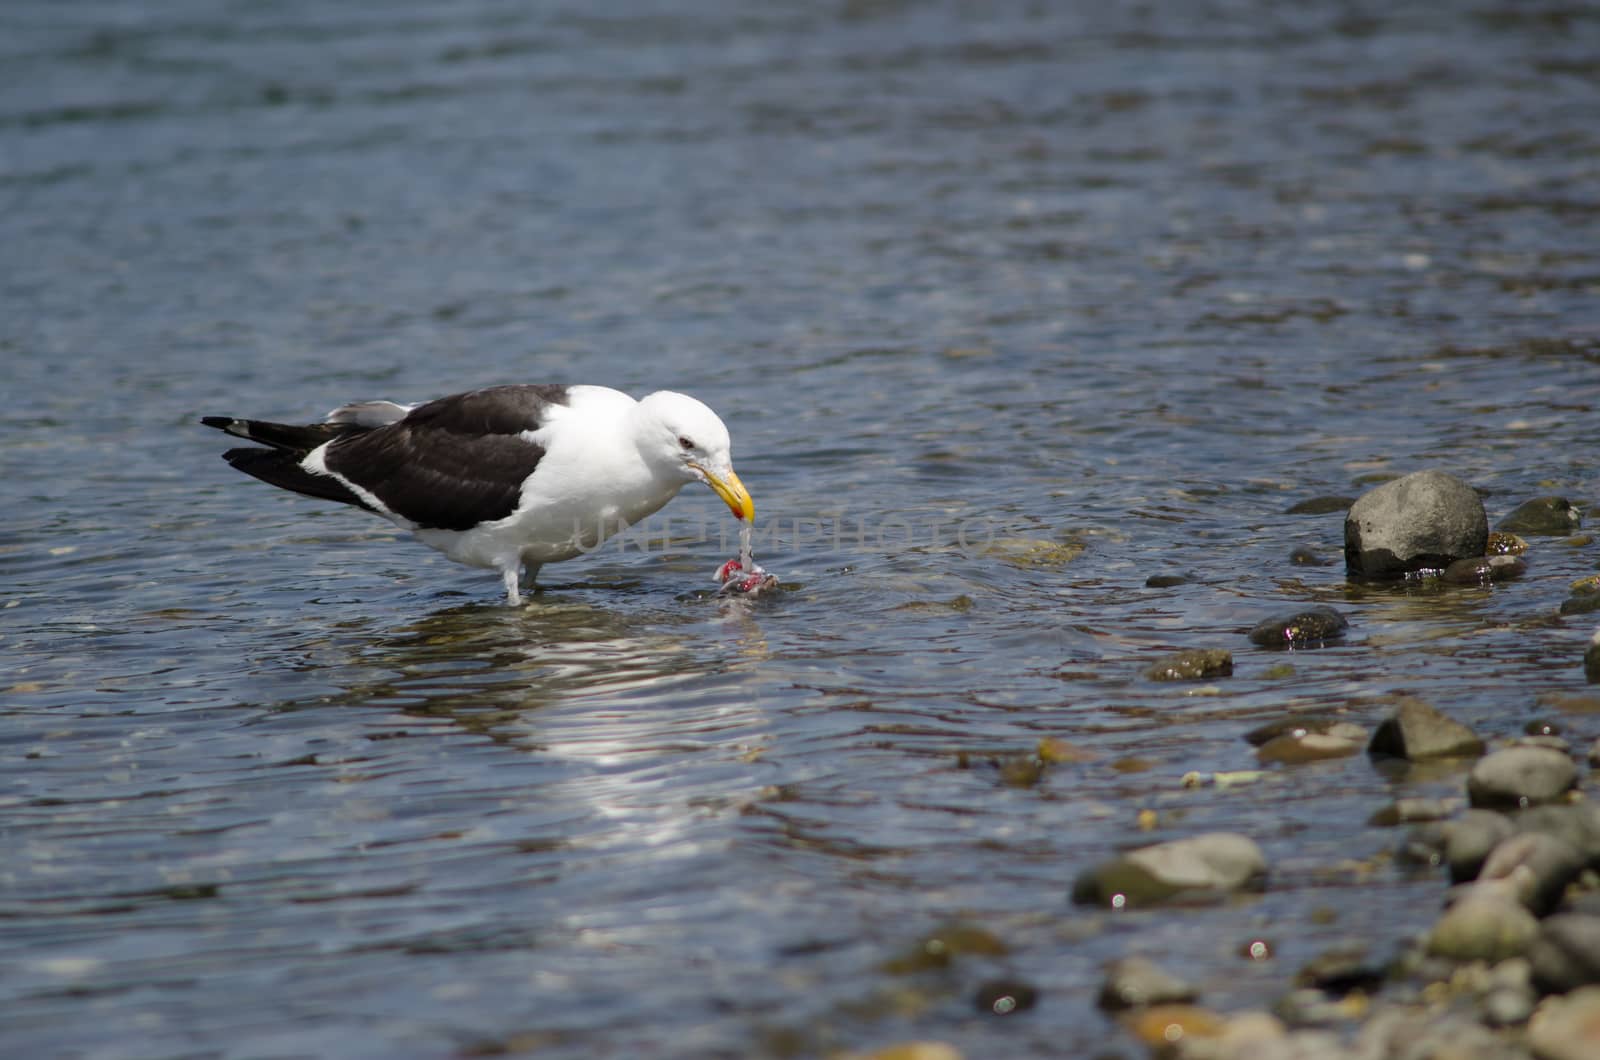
[202,384,753,604]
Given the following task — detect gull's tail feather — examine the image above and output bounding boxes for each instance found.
[217,446,375,512]
[200,415,359,453]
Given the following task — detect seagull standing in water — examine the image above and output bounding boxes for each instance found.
[202,384,753,604]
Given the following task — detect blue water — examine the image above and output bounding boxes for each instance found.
[3,1,1598,1056]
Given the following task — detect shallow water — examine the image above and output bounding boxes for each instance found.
[3,1,1599,1056]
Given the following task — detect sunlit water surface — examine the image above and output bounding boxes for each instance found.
[3,1,1598,1056]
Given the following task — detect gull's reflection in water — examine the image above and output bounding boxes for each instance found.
[302,593,777,855]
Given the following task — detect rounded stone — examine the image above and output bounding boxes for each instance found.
[1477,832,1585,915]
[1441,811,1518,882]
[1144,648,1233,682]
[1529,915,1600,994]
[1527,985,1600,1060]
[1441,554,1527,585]
[1344,469,1488,578]
[1497,496,1581,536]
[1247,606,1349,649]
[1426,885,1540,962]
[1467,746,1578,809]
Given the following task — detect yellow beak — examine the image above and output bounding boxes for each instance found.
[697,464,755,522]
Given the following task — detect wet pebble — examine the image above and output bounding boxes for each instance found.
[1528,986,1600,1060]
[1245,714,1357,746]
[1247,606,1349,648]
[1467,746,1578,809]
[1098,956,1199,1011]
[1367,696,1485,760]
[1487,531,1530,555]
[1344,469,1488,579]
[1256,725,1366,765]
[1144,648,1233,682]
[1071,832,1267,907]
[1529,915,1600,994]
[1441,554,1527,585]
[1497,496,1582,536]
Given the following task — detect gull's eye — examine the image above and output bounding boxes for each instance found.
[677,435,695,451]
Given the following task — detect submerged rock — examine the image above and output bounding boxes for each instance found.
[1287,495,1356,515]
[1072,832,1267,907]
[1245,714,1357,746]
[1344,469,1487,578]
[1467,746,1578,809]
[1367,697,1485,760]
[1144,648,1233,681]
[1288,545,1333,566]
[1497,496,1581,536]
[1587,630,1600,684]
[978,537,1085,571]
[1247,606,1349,648]
[1441,554,1527,585]
[1256,725,1366,765]
[879,923,1007,975]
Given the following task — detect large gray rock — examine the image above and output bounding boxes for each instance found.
[1344,470,1488,579]
[1367,696,1485,760]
